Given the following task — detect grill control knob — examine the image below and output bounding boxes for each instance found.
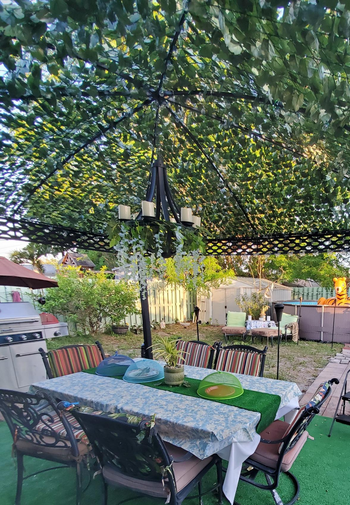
[5,336,13,343]
[20,335,27,341]
[33,333,41,339]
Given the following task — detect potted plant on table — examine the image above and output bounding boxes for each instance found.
[152,337,187,386]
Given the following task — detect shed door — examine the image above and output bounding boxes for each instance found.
[212,289,226,325]
[226,288,240,312]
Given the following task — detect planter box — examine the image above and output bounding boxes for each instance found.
[112,325,129,335]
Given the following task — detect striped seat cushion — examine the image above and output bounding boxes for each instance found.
[215,349,262,376]
[36,412,86,441]
[175,340,212,368]
[48,345,103,378]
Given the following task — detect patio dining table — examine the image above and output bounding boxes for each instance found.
[31,363,302,504]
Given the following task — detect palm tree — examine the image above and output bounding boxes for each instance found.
[10,243,57,273]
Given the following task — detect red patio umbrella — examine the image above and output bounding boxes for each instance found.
[0,256,58,289]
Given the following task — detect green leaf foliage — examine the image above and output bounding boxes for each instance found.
[227,253,349,288]
[165,256,235,294]
[41,266,139,334]
[1,1,350,243]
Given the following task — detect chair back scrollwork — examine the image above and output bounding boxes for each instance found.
[0,389,78,456]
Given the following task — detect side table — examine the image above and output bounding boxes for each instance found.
[246,321,278,346]
[249,327,278,346]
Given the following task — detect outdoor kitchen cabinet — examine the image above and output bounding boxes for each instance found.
[0,340,48,391]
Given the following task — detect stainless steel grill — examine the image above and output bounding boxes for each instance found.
[0,302,68,391]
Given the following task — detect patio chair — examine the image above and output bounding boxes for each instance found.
[328,368,350,436]
[214,344,267,377]
[0,389,90,505]
[71,410,223,505]
[175,339,215,368]
[280,314,299,343]
[39,341,106,379]
[221,311,247,343]
[239,377,339,505]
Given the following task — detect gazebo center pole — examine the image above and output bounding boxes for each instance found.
[140,281,153,359]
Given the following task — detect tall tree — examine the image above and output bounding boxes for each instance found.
[81,250,118,271]
[10,242,59,273]
[224,254,349,288]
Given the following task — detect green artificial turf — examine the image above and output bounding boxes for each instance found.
[0,416,348,505]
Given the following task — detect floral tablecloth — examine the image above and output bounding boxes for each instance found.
[31,363,300,458]
[31,364,301,504]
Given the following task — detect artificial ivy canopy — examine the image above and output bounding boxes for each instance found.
[2,0,350,254]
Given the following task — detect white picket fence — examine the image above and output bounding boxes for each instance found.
[0,285,34,303]
[0,282,196,330]
[125,281,197,326]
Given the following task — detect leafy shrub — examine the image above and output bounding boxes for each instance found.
[236,292,269,320]
[41,266,139,335]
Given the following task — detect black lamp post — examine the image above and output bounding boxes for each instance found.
[275,303,284,380]
[194,306,200,341]
[118,155,201,359]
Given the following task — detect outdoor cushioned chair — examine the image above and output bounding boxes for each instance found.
[221,311,247,343]
[280,314,299,343]
[214,344,268,377]
[0,389,90,505]
[175,339,215,368]
[71,410,223,505]
[39,341,106,379]
[239,377,339,505]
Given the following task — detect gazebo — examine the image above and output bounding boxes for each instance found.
[1,0,350,354]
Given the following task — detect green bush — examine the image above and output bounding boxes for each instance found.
[41,266,139,335]
[236,292,269,320]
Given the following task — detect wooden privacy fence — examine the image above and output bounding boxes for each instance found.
[292,286,350,300]
[0,282,196,330]
[125,281,197,327]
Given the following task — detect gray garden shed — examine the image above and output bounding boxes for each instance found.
[198,277,292,326]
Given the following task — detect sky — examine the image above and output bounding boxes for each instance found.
[0,239,25,259]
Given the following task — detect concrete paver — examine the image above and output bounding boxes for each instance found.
[300,348,350,419]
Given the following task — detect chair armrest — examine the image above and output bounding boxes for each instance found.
[259,437,286,445]
[283,322,299,342]
[170,451,194,463]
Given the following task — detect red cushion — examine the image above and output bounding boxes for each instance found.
[251,420,308,472]
[215,349,262,376]
[175,341,212,368]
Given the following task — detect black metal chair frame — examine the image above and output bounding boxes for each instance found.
[214,343,268,377]
[176,339,216,369]
[0,389,87,505]
[239,378,339,505]
[328,368,350,436]
[71,410,223,505]
[39,340,105,379]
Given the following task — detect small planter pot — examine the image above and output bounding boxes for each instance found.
[112,325,129,335]
[164,365,184,386]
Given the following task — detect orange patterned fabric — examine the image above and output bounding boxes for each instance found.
[48,345,103,378]
[318,277,350,306]
[36,412,85,441]
[175,340,212,368]
[215,349,262,376]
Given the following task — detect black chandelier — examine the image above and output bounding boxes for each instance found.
[114,155,203,359]
[117,155,200,227]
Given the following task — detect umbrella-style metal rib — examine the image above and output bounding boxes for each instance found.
[166,98,308,159]
[13,98,155,215]
[164,101,257,233]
